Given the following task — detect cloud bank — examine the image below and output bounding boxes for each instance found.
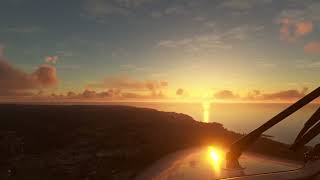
[87,75,168,97]
[0,59,58,96]
[212,88,310,102]
[214,90,239,100]
[245,88,308,101]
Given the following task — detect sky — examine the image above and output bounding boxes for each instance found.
[0,0,319,103]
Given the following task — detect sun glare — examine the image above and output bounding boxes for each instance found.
[202,101,211,123]
[208,146,221,162]
[207,146,223,175]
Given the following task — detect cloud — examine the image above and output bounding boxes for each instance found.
[2,25,42,33]
[257,62,276,68]
[157,25,263,52]
[304,42,320,54]
[261,89,307,100]
[214,90,239,100]
[111,48,128,57]
[47,80,167,100]
[277,2,320,23]
[245,88,308,101]
[82,90,98,98]
[213,88,309,102]
[115,0,155,8]
[305,61,320,68]
[296,60,320,69]
[121,64,150,72]
[245,90,261,100]
[160,81,168,87]
[176,88,184,96]
[164,6,186,15]
[151,11,162,18]
[51,89,122,99]
[219,0,272,10]
[0,59,58,96]
[67,91,77,97]
[84,0,130,17]
[32,65,58,86]
[87,75,168,96]
[151,5,187,18]
[278,18,313,42]
[84,0,155,18]
[44,56,58,64]
[150,1,198,18]
[295,21,313,36]
[77,88,164,100]
[276,2,320,42]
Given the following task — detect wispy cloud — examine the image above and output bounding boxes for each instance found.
[277,2,320,22]
[111,48,128,57]
[83,0,156,19]
[151,5,187,18]
[257,62,276,68]
[2,25,42,33]
[84,0,130,17]
[121,64,150,72]
[296,59,320,69]
[157,25,264,52]
[218,0,272,10]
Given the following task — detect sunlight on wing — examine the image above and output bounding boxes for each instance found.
[207,146,223,175]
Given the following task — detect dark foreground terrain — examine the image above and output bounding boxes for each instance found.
[0,104,306,180]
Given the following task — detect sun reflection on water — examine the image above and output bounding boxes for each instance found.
[202,102,211,123]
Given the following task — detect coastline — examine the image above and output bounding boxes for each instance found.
[0,104,307,180]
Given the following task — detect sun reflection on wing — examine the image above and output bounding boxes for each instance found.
[207,146,222,175]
